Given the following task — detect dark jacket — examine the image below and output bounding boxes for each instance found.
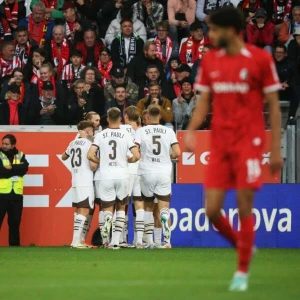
[288,39,300,75]
[0,81,31,104]
[0,100,27,125]
[0,147,29,201]
[67,83,106,124]
[126,54,166,87]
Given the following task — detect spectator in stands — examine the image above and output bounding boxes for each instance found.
[133,0,164,38]
[0,68,30,104]
[80,66,106,116]
[105,85,135,121]
[166,55,180,80]
[76,29,104,67]
[137,81,173,124]
[111,19,144,69]
[18,2,54,47]
[44,25,70,80]
[14,26,37,68]
[179,20,209,67]
[104,66,139,104]
[23,47,46,83]
[190,44,212,81]
[172,77,199,130]
[62,1,91,47]
[166,63,191,99]
[0,84,27,125]
[153,21,173,67]
[168,0,196,54]
[30,0,63,21]
[105,6,147,47]
[0,14,12,43]
[278,6,300,45]
[246,8,275,53]
[97,48,113,87]
[27,81,65,125]
[0,0,26,34]
[238,0,262,24]
[0,41,22,85]
[127,41,165,88]
[62,49,85,90]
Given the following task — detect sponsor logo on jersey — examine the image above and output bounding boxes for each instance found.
[239,68,248,80]
[212,82,249,93]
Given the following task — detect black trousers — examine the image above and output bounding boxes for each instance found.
[0,198,23,246]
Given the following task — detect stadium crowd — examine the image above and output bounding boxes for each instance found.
[0,0,299,129]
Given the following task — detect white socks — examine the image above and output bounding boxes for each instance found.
[111,211,125,246]
[135,209,145,245]
[81,214,92,243]
[154,227,162,246]
[144,211,154,245]
[71,213,87,246]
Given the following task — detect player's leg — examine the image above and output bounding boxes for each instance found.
[153,202,162,247]
[81,208,94,244]
[133,175,144,248]
[205,189,237,247]
[119,205,128,247]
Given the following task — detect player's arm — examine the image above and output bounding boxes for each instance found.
[128,146,140,163]
[87,145,100,164]
[89,161,98,172]
[61,152,69,161]
[265,92,283,173]
[170,143,181,159]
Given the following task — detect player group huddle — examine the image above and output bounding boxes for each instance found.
[62,105,181,250]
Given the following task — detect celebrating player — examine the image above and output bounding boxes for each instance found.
[62,121,98,249]
[135,105,181,249]
[185,7,283,291]
[87,108,140,249]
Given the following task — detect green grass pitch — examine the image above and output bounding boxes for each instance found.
[0,248,299,300]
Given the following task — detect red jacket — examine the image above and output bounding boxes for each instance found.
[76,40,104,65]
[246,21,275,47]
[179,36,210,65]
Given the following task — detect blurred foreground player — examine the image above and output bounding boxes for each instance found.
[185,7,283,291]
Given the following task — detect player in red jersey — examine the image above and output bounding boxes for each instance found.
[185,7,283,291]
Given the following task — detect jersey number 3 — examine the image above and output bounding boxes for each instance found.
[109,140,117,160]
[70,148,82,168]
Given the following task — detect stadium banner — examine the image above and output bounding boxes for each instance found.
[0,132,299,248]
[176,130,280,184]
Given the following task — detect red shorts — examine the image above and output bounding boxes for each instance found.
[205,133,264,190]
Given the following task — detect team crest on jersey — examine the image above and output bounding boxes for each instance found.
[239,68,248,81]
[187,41,193,47]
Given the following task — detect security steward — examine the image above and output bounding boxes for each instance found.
[0,134,29,246]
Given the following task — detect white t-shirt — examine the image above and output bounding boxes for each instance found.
[65,138,94,187]
[120,124,139,175]
[93,128,136,180]
[135,125,178,176]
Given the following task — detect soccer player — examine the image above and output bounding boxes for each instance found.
[120,106,144,248]
[87,108,140,249]
[185,7,283,291]
[62,121,98,249]
[135,105,181,249]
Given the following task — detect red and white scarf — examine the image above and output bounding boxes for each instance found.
[38,76,56,97]
[51,38,70,79]
[273,0,292,23]
[65,21,75,44]
[42,0,57,9]
[5,2,19,26]
[241,0,261,10]
[154,36,172,65]
[98,60,113,87]
[61,63,85,88]
[185,36,207,64]
[28,15,47,46]
[14,41,31,67]
[0,56,21,77]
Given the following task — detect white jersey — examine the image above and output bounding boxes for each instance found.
[93,128,136,180]
[93,131,102,181]
[65,138,94,187]
[135,124,178,176]
[120,124,139,175]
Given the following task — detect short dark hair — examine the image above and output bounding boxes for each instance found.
[33,47,46,58]
[276,44,287,53]
[209,6,244,34]
[121,19,133,25]
[156,20,169,31]
[12,67,24,77]
[84,111,100,121]
[80,66,102,82]
[70,49,83,58]
[124,106,140,122]
[0,40,14,51]
[115,84,126,90]
[77,120,94,131]
[190,20,203,32]
[146,65,159,72]
[15,26,28,33]
[107,107,121,122]
[148,81,161,89]
[2,134,16,145]
[148,105,161,117]
[100,47,111,56]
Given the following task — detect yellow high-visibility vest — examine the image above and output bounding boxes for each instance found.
[0,151,24,195]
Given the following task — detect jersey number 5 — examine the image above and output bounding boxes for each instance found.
[109,140,117,160]
[152,136,161,155]
[70,148,82,168]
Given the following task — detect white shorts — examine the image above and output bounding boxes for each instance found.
[140,174,171,201]
[94,180,101,199]
[99,178,130,202]
[72,186,94,208]
[128,174,142,199]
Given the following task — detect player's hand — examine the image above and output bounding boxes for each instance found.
[184,130,196,152]
[40,107,48,115]
[151,98,159,105]
[269,151,283,174]
[179,21,188,28]
[78,98,86,107]
[8,77,16,85]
